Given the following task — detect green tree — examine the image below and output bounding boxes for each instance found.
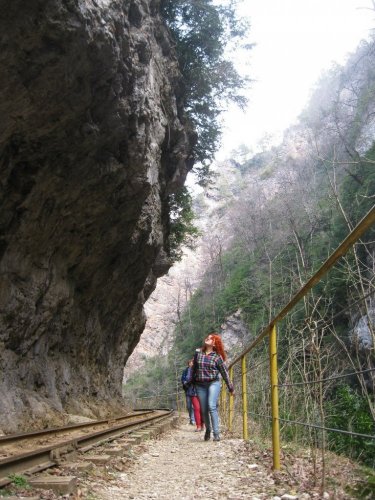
[160,0,251,185]
[326,385,375,467]
[168,187,200,261]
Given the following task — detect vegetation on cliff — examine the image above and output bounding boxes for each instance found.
[160,0,252,262]
[160,0,250,185]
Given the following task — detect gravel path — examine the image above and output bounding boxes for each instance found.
[88,421,310,500]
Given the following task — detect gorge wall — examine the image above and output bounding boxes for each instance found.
[0,0,195,431]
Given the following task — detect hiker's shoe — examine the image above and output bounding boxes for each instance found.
[213,435,221,441]
[195,427,202,432]
[204,430,211,441]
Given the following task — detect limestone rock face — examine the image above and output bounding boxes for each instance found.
[0,0,195,431]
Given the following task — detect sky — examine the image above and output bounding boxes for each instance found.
[215,0,375,160]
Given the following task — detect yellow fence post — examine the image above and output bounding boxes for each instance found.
[241,355,248,440]
[229,366,234,432]
[269,323,281,470]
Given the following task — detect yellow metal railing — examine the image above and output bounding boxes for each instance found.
[223,205,375,470]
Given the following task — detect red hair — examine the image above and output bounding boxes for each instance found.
[202,333,227,361]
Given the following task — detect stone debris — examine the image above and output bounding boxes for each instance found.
[66,414,96,424]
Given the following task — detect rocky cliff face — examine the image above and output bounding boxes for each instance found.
[0,0,195,431]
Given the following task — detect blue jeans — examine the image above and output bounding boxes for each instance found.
[186,394,195,423]
[196,380,221,436]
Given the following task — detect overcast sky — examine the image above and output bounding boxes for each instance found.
[215,0,375,160]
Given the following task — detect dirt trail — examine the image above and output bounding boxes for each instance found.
[87,421,313,500]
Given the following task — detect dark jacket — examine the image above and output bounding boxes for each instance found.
[181,367,198,396]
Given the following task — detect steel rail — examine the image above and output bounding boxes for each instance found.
[0,410,154,446]
[229,204,375,368]
[0,410,173,483]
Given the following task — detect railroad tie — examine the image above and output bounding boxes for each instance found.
[28,476,77,496]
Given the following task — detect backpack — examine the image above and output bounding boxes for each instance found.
[181,367,189,391]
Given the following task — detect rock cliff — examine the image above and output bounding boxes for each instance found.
[0,0,195,431]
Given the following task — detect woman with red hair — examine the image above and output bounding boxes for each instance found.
[188,332,234,441]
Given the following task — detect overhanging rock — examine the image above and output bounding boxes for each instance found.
[0,0,195,431]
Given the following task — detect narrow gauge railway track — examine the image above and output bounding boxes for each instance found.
[0,409,174,486]
[0,410,154,451]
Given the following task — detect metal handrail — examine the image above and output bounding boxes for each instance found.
[223,204,375,471]
[229,205,375,369]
